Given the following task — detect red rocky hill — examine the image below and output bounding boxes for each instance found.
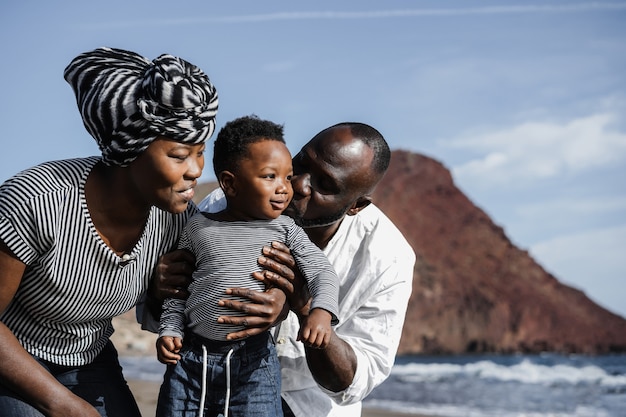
[374,150,626,355]
[194,150,626,355]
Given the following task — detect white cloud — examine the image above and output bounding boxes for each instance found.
[529,225,626,318]
[445,113,626,187]
[516,196,626,219]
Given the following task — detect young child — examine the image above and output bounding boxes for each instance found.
[155,115,339,417]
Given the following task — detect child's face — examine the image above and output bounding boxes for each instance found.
[231,139,294,220]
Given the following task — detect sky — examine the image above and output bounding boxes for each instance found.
[1,1,625,318]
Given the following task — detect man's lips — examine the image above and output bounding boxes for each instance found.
[283,203,298,216]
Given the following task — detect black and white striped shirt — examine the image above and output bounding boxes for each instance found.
[0,157,194,366]
[159,213,339,341]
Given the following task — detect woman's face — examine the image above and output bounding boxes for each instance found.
[128,137,205,213]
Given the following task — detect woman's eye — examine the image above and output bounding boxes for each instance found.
[169,153,188,161]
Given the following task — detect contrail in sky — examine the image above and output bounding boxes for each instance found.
[81,3,626,29]
[212,3,626,22]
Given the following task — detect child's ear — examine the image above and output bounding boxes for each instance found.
[218,171,237,197]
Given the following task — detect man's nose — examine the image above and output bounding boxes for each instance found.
[291,173,311,197]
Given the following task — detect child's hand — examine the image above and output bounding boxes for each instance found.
[297,308,332,349]
[156,336,183,365]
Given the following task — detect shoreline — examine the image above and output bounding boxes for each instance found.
[127,379,431,417]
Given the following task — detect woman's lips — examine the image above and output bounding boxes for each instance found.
[179,188,195,201]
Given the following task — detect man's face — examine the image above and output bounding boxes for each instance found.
[285,126,374,228]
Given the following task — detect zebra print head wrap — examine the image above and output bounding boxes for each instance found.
[64,47,218,166]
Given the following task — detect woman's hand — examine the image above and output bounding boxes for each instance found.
[146,249,195,319]
[149,249,195,301]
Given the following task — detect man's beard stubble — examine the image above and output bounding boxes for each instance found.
[287,203,352,229]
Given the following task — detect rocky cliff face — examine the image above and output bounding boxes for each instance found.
[193,150,626,355]
[374,150,626,355]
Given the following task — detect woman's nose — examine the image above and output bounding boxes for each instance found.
[186,155,204,179]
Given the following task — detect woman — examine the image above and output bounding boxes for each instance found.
[0,47,218,417]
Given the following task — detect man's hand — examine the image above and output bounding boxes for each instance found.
[218,287,288,340]
[254,241,311,315]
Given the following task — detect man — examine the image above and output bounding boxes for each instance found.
[150,122,415,417]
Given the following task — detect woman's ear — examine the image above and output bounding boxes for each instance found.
[218,171,237,197]
[346,196,372,216]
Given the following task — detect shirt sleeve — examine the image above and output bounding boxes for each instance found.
[198,187,226,213]
[158,297,187,339]
[137,204,198,331]
[323,251,415,405]
[287,221,340,324]
[0,177,56,265]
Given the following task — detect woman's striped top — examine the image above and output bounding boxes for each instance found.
[0,157,194,366]
[159,213,339,342]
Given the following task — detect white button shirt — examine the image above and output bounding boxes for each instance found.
[199,189,415,417]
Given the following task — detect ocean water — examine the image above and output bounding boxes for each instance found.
[120,353,626,417]
[364,354,626,417]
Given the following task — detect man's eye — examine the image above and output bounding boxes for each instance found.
[313,177,339,195]
[292,153,307,173]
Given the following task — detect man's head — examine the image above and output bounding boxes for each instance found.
[285,122,390,231]
[213,115,293,220]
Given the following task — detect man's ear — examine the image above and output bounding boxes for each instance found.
[218,171,237,197]
[346,196,372,216]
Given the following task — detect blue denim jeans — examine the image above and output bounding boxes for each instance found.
[156,331,282,417]
[0,341,141,417]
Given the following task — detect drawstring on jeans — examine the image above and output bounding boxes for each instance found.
[199,345,208,417]
[198,345,235,417]
[224,348,234,417]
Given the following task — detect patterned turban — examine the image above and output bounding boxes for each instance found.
[64,47,218,166]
